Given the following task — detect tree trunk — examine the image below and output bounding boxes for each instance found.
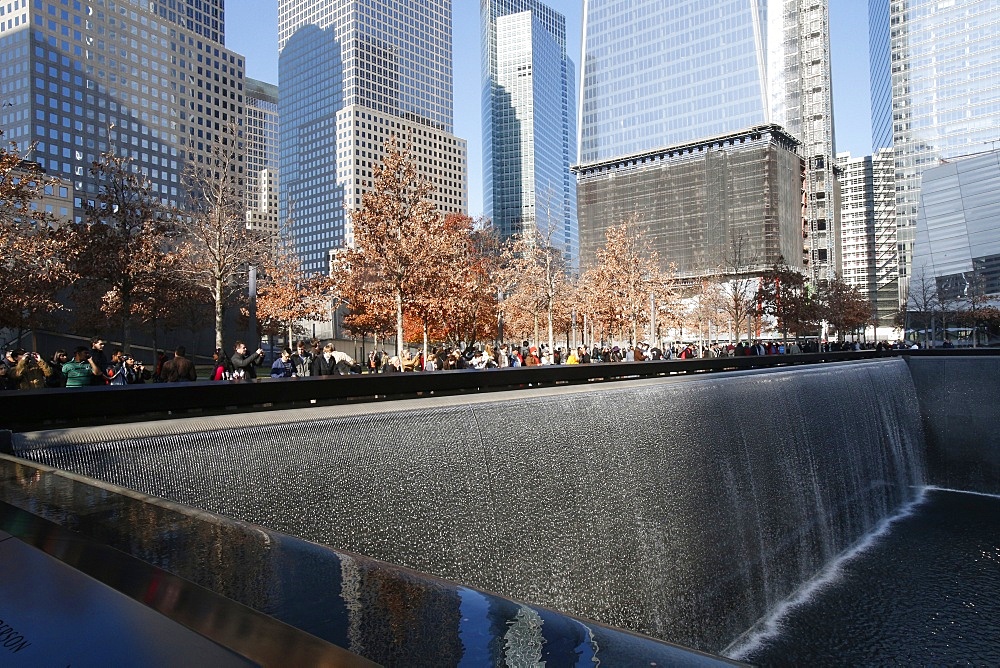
[422,321,429,371]
[395,289,404,357]
[122,314,132,355]
[215,278,225,350]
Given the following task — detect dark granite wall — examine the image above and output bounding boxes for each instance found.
[13,359,927,653]
[906,356,1000,495]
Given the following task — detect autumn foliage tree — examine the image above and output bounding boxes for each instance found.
[0,134,73,334]
[583,216,672,344]
[757,260,816,338]
[65,143,178,351]
[438,214,504,348]
[175,123,271,349]
[256,234,335,344]
[341,137,447,358]
[817,275,874,340]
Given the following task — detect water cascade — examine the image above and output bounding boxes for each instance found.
[12,358,927,652]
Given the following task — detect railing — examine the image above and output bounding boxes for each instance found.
[1,348,996,433]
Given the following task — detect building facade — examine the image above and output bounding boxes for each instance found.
[245,78,280,235]
[278,0,467,275]
[0,0,246,221]
[911,150,1000,304]
[482,0,577,270]
[574,126,805,283]
[837,149,898,326]
[577,0,836,282]
[870,0,1000,304]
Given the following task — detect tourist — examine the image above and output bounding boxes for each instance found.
[293,341,313,377]
[12,352,52,390]
[270,348,296,378]
[62,346,102,388]
[231,341,264,380]
[45,350,68,388]
[162,346,197,382]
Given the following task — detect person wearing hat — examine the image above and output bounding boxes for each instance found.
[525,346,541,366]
[0,348,25,390]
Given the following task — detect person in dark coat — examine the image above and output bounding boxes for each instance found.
[162,346,197,382]
[231,341,263,380]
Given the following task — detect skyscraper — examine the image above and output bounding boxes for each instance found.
[245,78,280,235]
[837,149,898,329]
[0,0,245,220]
[577,0,837,282]
[869,0,1000,304]
[278,0,467,275]
[482,0,578,270]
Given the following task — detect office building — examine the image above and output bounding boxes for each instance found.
[837,148,898,327]
[482,0,577,270]
[245,78,280,235]
[0,0,246,221]
[911,150,1000,303]
[574,126,805,283]
[577,0,836,281]
[278,0,467,275]
[870,0,1000,303]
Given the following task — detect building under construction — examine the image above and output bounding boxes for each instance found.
[574,125,807,284]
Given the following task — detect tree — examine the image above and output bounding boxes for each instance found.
[65,143,177,351]
[712,231,761,343]
[436,214,502,348]
[757,260,815,339]
[0,134,73,335]
[504,224,573,355]
[256,234,334,344]
[817,276,874,340]
[584,217,672,345]
[175,123,271,349]
[904,266,940,347]
[345,136,446,358]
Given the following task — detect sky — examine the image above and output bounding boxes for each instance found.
[227,1,873,219]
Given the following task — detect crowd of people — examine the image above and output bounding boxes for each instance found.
[0,335,923,391]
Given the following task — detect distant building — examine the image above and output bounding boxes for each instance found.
[578,0,836,282]
[245,79,280,236]
[837,149,898,326]
[869,0,1000,304]
[482,0,577,270]
[574,126,805,283]
[911,150,1000,304]
[3,162,74,226]
[0,0,246,221]
[278,0,467,275]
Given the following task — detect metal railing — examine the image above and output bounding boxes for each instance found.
[1,348,996,433]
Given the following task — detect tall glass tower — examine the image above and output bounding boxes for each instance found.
[869,0,1000,303]
[482,0,578,271]
[578,0,838,282]
[278,0,467,274]
[0,0,245,221]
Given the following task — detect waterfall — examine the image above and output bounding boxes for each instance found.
[14,358,927,652]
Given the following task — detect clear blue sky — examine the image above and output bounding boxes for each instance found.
[227,1,873,218]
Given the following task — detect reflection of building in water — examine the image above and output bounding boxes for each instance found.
[911,150,1000,304]
[277,0,467,275]
[574,126,806,283]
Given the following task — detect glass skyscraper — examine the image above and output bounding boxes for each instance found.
[245,78,280,235]
[278,0,467,274]
[578,0,837,282]
[482,0,578,270]
[0,0,245,221]
[869,0,1000,304]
